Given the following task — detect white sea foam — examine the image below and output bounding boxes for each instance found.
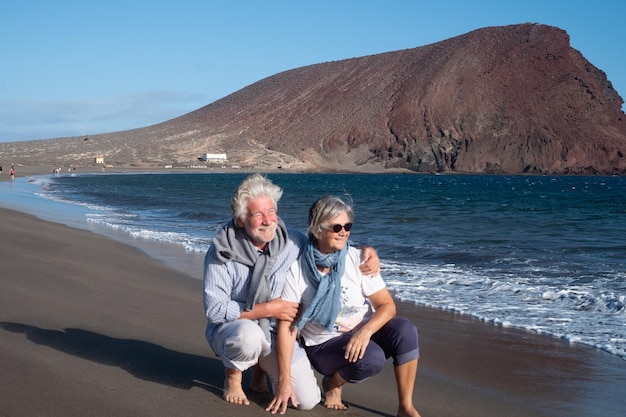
[383,260,626,360]
[86,214,212,254]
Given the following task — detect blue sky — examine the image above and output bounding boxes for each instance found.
[1,0,624,142]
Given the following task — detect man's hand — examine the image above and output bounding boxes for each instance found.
[268,298,300,321]
[359,246,380,276]
[266,379,297,414]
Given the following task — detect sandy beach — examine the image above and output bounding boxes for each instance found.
[1,205,625,417]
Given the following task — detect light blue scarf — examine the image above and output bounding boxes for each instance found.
[296,238,347,331]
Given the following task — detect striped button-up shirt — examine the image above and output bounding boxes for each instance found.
[203,227,308,361]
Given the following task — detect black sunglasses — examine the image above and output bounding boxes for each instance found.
[329,223,353,233]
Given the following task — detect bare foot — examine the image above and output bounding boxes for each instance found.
[398,407,421,417]
[223,369,249,405]
[323,376,348,410]
[250,364,269,393]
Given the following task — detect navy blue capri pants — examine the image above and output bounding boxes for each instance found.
[304,317,419,383]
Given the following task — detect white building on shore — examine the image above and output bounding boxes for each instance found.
[200,153,227,162]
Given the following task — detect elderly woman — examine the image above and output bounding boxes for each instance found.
[267,196,421,417]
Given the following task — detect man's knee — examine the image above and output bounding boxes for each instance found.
[221,320,267,360]
[295,393,321,411]
[291,357,322,410]
[294,381,321,410]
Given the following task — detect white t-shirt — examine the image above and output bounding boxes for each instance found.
[282,246,386,347]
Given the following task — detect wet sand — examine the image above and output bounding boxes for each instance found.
[0,206,624,417]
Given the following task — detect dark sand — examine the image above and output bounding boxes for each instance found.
[1,205,625,416]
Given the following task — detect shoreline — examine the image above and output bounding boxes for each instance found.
[1,206,625,416]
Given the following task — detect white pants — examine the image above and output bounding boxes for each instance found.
[211,319,271,371]
[212,319,321,410]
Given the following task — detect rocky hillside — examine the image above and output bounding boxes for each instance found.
[2,23,625,174]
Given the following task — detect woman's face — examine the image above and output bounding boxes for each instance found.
[315,211,351,254]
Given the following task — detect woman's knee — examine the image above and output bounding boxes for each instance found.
[389,317,417,336]
[397,317,419,348]
[380,317,418,348]
[385,317,420,364]
[365,346,387,374]
[345,344,386,382]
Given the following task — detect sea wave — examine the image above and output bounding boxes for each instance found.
[383,260,626,360]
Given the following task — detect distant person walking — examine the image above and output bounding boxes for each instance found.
[9,166,15,180]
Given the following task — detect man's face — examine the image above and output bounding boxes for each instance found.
[238,194,278,249]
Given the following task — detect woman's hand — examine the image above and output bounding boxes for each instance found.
[344,327,374,362]
[344,288,396,362]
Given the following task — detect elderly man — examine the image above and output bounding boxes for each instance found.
[203,173,379,410]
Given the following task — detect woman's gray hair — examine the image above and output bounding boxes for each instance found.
[308,195,354,239]
[231,173,283,222]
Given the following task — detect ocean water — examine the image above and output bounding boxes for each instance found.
[2,172,625,361]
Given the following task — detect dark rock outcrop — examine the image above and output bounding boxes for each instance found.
[2,23,625,174]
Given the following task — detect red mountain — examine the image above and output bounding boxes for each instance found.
[2,23,625,174]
